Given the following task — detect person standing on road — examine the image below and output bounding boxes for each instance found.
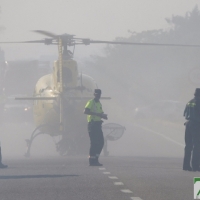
[0,89,7,168]
[183,88,200,171]
[0,145,7,168]
[84,89,108,166]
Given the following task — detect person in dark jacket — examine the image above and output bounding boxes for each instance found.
[183,88,200,171]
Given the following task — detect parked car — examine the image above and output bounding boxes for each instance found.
[3,95,33,123]
[134,100,185,121]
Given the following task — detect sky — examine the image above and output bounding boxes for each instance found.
[0,0,200,61]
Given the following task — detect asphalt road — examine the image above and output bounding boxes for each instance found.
[0,156,197,200]
[0,120,197,200]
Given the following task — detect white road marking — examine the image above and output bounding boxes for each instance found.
[108,176,118,179]
[130,197,143,200]
[105,172,143,200]
[99,168,106,170]
[99,164,143,200]
[135,124,184,147]
[103,172,111,174]
[121,189,133,193]
[114,182,124,185]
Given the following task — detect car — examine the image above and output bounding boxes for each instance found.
[134,100,185,121]
[3,95,33,123]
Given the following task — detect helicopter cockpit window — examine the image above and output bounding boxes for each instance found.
[57,68,72,86]
[63,68,72,85]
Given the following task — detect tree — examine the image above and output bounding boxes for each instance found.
[85,5,200,108]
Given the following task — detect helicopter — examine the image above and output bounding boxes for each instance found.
[1,30,128,157]
[2,30,200,157]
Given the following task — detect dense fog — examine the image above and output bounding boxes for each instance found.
[1,4,200,160]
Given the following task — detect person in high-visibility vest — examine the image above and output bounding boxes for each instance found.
[0,89,7,168]
[183,88,200,171]
[84,89,108,166]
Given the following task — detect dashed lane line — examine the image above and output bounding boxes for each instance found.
[114,182,124,185]
[107,174,144,199]
[108,176,118,179]
[121,189,133,193]
[100,167,143,199]
[99,168,106,170]
[103,172,111,174]
[135,124,184,147]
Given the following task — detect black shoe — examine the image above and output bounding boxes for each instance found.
[192,168,200,172]
[183,166,192,171]
[89,158,96,166]
[0,163,8,168]
[96,162,103,166]
[89,157,103,166]
[90,162,103,166]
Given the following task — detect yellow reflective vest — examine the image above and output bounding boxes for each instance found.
[85,99,103,122]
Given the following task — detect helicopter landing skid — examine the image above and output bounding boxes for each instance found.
[24,124,48,158]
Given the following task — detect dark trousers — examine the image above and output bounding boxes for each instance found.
[183,121,200,170]
[88,121,104,158]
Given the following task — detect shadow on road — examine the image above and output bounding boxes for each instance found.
[0,174,79,179]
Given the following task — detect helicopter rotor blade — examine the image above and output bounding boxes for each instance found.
[32,30,58,38]
[86,40,200,47]
[0,40,46,44]
[69,97,111,100]
[0,38,54,45]
[2,30,200,48]
[15,97,57,100]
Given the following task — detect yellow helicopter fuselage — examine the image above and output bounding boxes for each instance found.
[33,59,97,136]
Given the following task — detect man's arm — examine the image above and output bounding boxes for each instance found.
[84,108,102,117]
[83,108,107,119]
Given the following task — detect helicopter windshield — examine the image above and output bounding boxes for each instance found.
[57,67,72,86]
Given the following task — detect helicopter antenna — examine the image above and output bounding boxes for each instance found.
[72,44,75,56]
[58,37,64,131]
